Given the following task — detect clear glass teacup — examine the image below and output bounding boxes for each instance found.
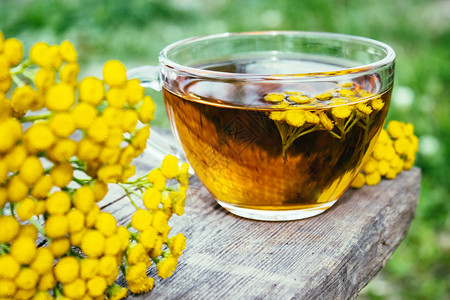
[131,31,395,221]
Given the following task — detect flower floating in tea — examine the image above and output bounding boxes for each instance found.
[264,83,385,159]
[0,31,189,299]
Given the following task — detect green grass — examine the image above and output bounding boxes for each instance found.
[1,0,449,298]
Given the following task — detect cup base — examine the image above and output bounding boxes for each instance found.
[215,199,338,221]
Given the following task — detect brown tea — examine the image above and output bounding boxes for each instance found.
[163,58,390,211]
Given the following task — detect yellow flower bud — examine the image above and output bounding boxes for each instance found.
[60,62,80,84]
[0,118,22,153]
[63,278,86,299]
[55,256,80,283]
[81,230,105,258]
[46,191,72,215]
[15,267,39,290]
[49,238,70,257]
[126,78,145,106]
[143,187,161,210]
[34,68,55,92]
[3,37,23,67]
[30,247,54,275]
[50,162,74,188]
[285,110,306,127]
[161,154,179,179]
[19,155,44,185]
[16,197,36,221]
[0,215,20,243]
[156,256,178,279]
[46,83,76,111]
[139,226,157,251]
[45,215,69,239]
[11,84,43,115]
[87,276,107,297]
[0,254,20,279]
[31,175,53,199]
[74,185,96,214]
[47,138,77,162]
[103,60,127,87]
[7,175,29,203]
[38,271,55,291]
[60,40,78,62]
[95,212,117,237]
[131,209,153,231]
[79,77,105,106]
[146,168,166,191]
[10,236,37,265]
[0,279,17,298]
[49,112,76,138]
[67,209,85,233]
[71,102,98,129]
[23,122,56,153]
[138,95,155,123]
[80,258,99,280]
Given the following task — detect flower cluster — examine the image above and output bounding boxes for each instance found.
[350,120,419,188]
[265,83,386,159]
[0,31,188,299]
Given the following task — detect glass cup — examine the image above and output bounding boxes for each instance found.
[130,31,395,221]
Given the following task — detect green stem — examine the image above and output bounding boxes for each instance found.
[29,216,46,236]
[19,113,52,123]
[73,177,89,187]
[118,183,140,210]
[10,59,33,75]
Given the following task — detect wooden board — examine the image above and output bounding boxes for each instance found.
[102,144,421,300]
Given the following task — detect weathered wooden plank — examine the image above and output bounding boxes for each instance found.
[103,159,421,299]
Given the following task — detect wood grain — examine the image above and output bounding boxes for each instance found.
[102,144,421,300]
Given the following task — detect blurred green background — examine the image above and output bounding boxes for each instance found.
[1,0,448,298]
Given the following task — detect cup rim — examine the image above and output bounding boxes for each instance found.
[159,31,396,81]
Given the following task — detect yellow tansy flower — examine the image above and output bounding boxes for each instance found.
[120,109,139,133]
[315,92,333,101]
[67,209,85,233]
[55,256,80,283]
[30,247,54,275]
[138,95,156,123]
[87,276,107,297]
[79,77,105,106]
[11,84,43,114]
[318,111,334,131]
[97,164,122,183]
[264,93,285,102]
[92,180,108,201]
[371,97,384,111]
[331,105,352,119]
[87,117,110,143]
[19,155,44,185]
[23,122,56,153]
[0,118,22,153]
[38,271,55,291]
[46,190,72,215]
[80,258,99,280]
[49,112,76,137]
[15,267,39,290]
[289,95,312,104]
[143,187,162,210]
[31,175,53,199]
[81,230,106,258]
[45,215,69,239]
[49,238,70,257]
[0,279,17,298]
[34,68,56,92]
[126,78,145,105]
[285,110,306,127]
[139,226,157,251]
[131,209,153,231]
[106,86,127,108]
[16,197,36,221]
[30,42,51,68]
[3,37,23,67]
[60,40,78,62]
[168,233,186,257]
[156,256,178,279]
[46,83,76,111]
[0,215,20,243]
[365,171,381,186]
[0,254,20,279]
[47,138,77,162]
[356,102,373,115]
[7,175,29,203]
[161,154,179,179]
[387,120,404,139]
[103,60,127,87]
[126,243,149,266]
[95,212,117,237]
[73,185,96,214]
[77,138,101,162]
[60,62,80,84]
[10,236,37,265]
